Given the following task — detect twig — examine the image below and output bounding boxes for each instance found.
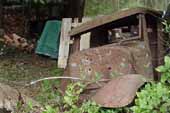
[25,76,83,87]
[25,76,111,87]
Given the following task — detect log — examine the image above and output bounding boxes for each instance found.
[3,34,35,52]
[0,83,40,113]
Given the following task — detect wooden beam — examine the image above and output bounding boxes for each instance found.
[138,15,143,40]
[69,8,162,36]
[71,18,80,53]
[0,0,2,28]
[141,14,154,79]
[80,32,90,51]
[71,17,91,52]
[157,21,165,80]
[80,18,91,51]
[72,35,81,53]
[58,18,72,69]
[157,22,165,66]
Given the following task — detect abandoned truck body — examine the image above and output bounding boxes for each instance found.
[60,8,166,108]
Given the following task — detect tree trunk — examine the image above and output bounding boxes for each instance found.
[65,0,85,20]
[0,0,2,28]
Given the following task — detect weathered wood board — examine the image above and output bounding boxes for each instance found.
[58,18,72,68]
[69,8,161,36]
[80,32,91,51]
[58,17,91,68]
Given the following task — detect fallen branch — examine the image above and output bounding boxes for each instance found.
[2,34,35,52]
[25,76,110,87]
[26,76,82,86]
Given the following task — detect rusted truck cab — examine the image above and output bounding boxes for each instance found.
[59,8,166,108]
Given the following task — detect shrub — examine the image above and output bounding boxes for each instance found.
[131,56,170,113]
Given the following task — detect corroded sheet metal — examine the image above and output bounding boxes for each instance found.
[92,74,146,108]
[65,41,153,81]
[61,41,153,106]
[66,45,134,80]
[61,44,135,91]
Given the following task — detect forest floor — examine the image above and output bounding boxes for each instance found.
[0,51,64,106]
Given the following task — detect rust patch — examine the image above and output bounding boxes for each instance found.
[67,45,135,80]
[92,74,146,108]
[61,41,153,105]
[64,41,153,81]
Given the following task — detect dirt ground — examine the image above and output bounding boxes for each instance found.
[0,51,63,105]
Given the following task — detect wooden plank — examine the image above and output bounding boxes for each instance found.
[157,21,165,80]
[80,18,92,51]
[157,22,165,65]
[138,15,143,40]
[72,35,81,53]
[0,0,2,28]
[69,8,162,36]
[80,32,91,50]
[72,17,91,27]
[72,17,92,52]
[71,18,81,53]
[58,18,72,69]
[142,14,154,79]
[142,15,151,55]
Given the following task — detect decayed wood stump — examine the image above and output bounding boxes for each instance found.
[0,83,39,113]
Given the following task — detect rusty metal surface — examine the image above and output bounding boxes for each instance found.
[65,41,153,80]
[61,41,153,106]
[92,74,146,108]
[66,45,134,80]
[124,41,153,78]
[61,43,135,92]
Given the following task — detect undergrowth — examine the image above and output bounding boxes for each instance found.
[131,56,170,113]
[16,55,170,113]
[39,56,170,113]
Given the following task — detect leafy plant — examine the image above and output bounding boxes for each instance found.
[43,105,59,113]
[63,80,129,113]
[35,67,63,106]
[156,56,170,83]
[131,56,170,113]
[36,80,62,106]
[162,20,170,33]
[100,108,125,113]
[80,101,100,113]
[63,82,85,108]
[15,101,34,113]
[131,82,170,113]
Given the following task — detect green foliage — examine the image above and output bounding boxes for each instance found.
[161,20,170,49]
[156,56,170,83]
[63,81,100,113]
[63,81,128,113]
[64,100,100,113]
[85,0,114,16]
[50,68,63,77]
[15,101,34,113]
[36,80,62,106]
[100,108,125,113]
[162,21,170,33]
[131,56,170,113]
[85,0,169,16]
[131,82,170,113]
[43,106,59,113]
[81,101,100,113]
[36,68,63,106]
[63,82,85,108]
